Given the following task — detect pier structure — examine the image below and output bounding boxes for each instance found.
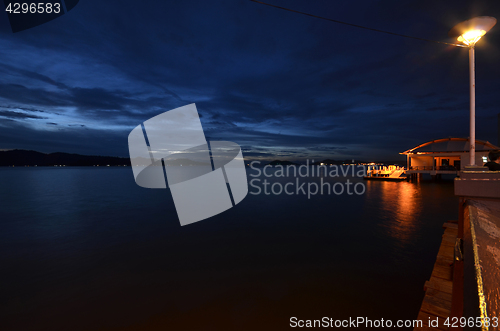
[453,169,500,330]
[401,138,499,179]
[415,168,500,330]
[414,221,458,330]
[365,164,406,180]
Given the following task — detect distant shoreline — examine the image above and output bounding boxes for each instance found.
[0,149,405,167]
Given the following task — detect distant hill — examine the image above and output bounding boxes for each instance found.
[163,158,210,166]
[311,159,343,165]
[0,150,130,167]
[311,159,364,165]
[0,149,407,167]
[267,160,298,166]
[311,159,406,166]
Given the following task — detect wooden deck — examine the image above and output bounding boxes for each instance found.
[414,221,458,331]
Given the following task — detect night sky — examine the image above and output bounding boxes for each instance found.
[0,0,499,162]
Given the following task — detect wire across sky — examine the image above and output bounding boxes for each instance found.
[250,0,467,48]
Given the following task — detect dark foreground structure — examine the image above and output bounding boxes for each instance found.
[415,168,500,330]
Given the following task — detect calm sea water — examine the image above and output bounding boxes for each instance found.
[0,167,458,330]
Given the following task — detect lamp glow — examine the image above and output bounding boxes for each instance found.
[457,29,486,46]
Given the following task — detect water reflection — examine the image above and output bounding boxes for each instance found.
[365,180,420,245]
[0,167,458,330]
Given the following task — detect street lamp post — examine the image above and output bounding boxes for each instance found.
[449,17,497,166]
[469,43,475,167]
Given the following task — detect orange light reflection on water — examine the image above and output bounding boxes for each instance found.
[365,180,421,245]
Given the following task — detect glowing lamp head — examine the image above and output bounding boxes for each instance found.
[457,29,486,46]
[449,16,496,47]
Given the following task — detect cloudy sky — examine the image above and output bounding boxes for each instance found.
[0,0,499,161]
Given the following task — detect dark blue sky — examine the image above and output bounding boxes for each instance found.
[0,0,499,161]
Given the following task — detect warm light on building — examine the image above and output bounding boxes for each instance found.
[401,137,500,175]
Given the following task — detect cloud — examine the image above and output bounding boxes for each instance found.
[0,110,47,120]
[0,0,499,161]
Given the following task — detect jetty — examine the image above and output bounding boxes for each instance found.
[414,221,458,330]
[415,169,500,331]
[364,165,406,181]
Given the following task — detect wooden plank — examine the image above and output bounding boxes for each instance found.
[437,249,454,260]
[440,241,455,249]
[442,237,457,244]
[433,259,453,269]
[416,311,448,331]
[442,235,457,243]
[415,222,458,331]
[435,255,453,266]
[442,233,457,243]
[436,252,454,264]
[442,232,457,241]
[439,246,455,256]
[431,264,453,281]
[440,243,455,250]
[443,233,458,240]
[437,244,455,258]
[438,247,455,260]
[443,222,458,229]
[423,293,452,314]
[424,278,453,294]
[445,227,458,233]
[420,296,451,319]
[425,287,452,304]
